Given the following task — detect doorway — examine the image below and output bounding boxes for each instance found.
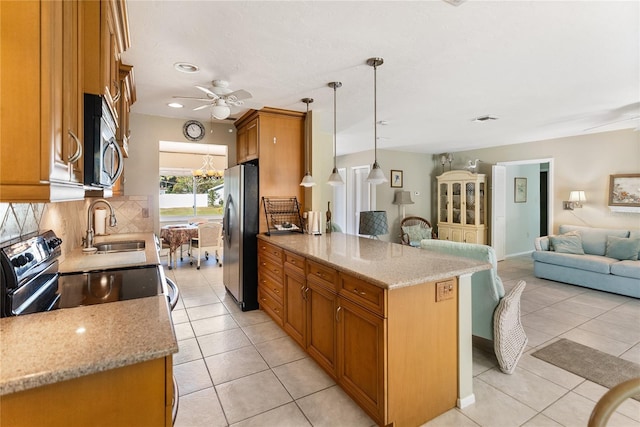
[491,158,553,260]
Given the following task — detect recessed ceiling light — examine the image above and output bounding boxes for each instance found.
[174,62,199,73]
[167,102,184,108]
[472,115,499,122]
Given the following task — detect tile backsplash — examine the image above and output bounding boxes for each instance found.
[0,196,153,255]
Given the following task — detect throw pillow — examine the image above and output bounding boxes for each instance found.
[549,233,585,255]
[605,236,640,261]
[402,224,432,244]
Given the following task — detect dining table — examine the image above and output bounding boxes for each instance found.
[160,224,199,269]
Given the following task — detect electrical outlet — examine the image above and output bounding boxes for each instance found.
[436,280,455,302]
[141,208,149,218]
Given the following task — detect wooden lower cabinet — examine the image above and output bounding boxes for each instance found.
[283,263,306,347]
[337,295,385,422]
[306,278,338,377]
[0,357,173,427]
[258,240,459,426]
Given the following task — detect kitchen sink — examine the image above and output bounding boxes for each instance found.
[94,240,146,253]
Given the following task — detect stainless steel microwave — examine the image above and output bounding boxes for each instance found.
[83,93,123,188]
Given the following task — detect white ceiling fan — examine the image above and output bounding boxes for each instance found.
[173,80,259,119]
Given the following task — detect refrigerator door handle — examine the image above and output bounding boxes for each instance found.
[224,195,232,243]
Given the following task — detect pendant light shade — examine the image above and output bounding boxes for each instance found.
[366,57,387,185]
[300,98,316,187]
[327,82,344,186]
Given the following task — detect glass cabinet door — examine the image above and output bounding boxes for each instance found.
[439,182,448,223]
[465,182,476,225]
[452,183,461,224]
[479,182,485,225]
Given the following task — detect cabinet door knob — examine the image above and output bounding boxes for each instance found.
[336,306,342,322]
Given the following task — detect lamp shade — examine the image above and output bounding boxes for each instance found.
[569,191,586,202]
[366,162,387,184]
[300,172,315,187]
[393,190,414,205]
[359,211,389,237]
[327,167,344,186]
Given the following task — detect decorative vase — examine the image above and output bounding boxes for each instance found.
[326,202,332,234]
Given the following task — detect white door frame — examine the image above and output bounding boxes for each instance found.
[491,158,554,259]
[347,165,373,235]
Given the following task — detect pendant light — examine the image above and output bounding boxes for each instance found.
[366,57,387,184]
[327,82,344,186]
[300,98,316,187]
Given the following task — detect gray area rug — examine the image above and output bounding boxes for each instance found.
[532,338,640,401]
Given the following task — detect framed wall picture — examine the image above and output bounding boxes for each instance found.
[391,170,403,188]
[609,174,640,207]
[514,177,527,203]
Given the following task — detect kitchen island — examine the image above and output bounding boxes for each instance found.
[257,232,490,426]
[0,232,178,426]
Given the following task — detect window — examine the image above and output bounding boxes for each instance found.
[159,141,227,222]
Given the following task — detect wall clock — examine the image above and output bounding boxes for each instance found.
[183,120,205,141]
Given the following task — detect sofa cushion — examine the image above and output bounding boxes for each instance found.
[629,231,640,258]
[605,236,640,261]
[610,261,640,280]
[532,251,615,274]
[550,233,585,255]
[559,225,629,256]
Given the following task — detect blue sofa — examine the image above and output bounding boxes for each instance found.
[533,225,640,298]
[420,239,505,341]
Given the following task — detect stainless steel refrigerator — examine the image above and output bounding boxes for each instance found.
[223,163,259,311]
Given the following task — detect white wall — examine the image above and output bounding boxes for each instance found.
[336,149,433,243]
[450,129,640,232]
[126,113,236,232]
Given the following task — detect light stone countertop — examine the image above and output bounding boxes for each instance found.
[258,232,491,289]
[1,232,177,397]
[59,232,161,273]
[0,296,177,396]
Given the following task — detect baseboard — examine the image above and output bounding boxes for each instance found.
[457,393,476,408]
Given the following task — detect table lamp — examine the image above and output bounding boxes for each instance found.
[359,211,389,239]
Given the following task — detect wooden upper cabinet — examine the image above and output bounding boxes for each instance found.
[237,117,258,164]
[83,0,130,117]
[116,62,135,158]
[235,108,305,233]
[0,0,85,202]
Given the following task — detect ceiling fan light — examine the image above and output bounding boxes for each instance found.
[366,162,387,184]
[211,103,231,120]
[300,172,316,187]
[327,168,344,186]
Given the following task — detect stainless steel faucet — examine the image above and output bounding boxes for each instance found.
[84,199,117,248]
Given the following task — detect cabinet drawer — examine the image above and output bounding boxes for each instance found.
[258,272,284,304]
[284,251,305,276]
[258,240,284,263]
[258,287,283,326]
[259,256,283,282]
[339,273,386,317]
[307,260,337,292]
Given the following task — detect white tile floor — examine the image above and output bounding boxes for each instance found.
[164,253,640,427]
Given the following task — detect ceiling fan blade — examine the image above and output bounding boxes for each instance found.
[583,115,640,131]
[225,89,252,101]
[193,104,211,111]
[172,96,211,101]
[195,85,219,99]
